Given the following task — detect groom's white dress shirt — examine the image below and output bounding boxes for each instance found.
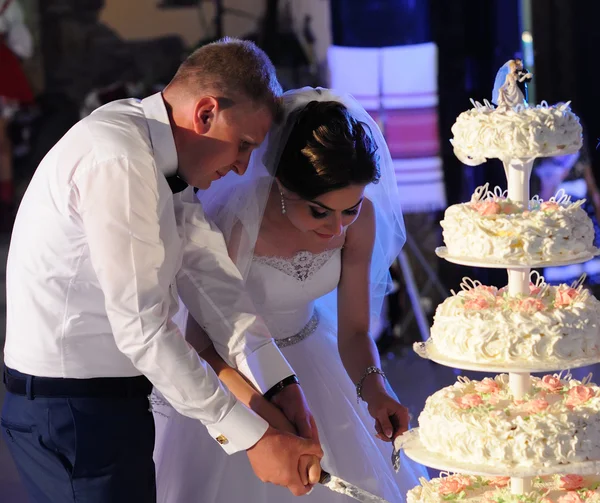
[4,92,294,454]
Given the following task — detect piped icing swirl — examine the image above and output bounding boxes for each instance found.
[429,273,600,365]
[441,185,596,264]
[408,473,600,503]
[418,373,600,468]
[451,100,582,165]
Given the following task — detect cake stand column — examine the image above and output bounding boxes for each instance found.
[507,269,529,296]
[503,159,533,205]
[505,158,535,496]
[511,477,532,494]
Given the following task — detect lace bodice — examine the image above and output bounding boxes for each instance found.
[248,248,341,340]
[252,249,338,282]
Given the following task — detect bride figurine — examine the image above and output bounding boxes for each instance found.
[492,59,533,108]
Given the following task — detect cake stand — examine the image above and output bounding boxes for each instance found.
[401,157,600,495]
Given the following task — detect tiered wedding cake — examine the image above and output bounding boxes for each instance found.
[399,59,600,502]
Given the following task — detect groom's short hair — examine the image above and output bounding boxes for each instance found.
[171,37,282,120]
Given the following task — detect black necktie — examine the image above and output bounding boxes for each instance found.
[166,175,188,194]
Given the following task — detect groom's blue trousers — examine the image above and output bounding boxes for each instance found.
[1,367,156,502]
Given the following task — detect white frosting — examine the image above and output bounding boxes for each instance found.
[441,187,596,264]
[430,275,600,365]
[408,473,600,503]
[419,374,600,468]
[451,100,582,165]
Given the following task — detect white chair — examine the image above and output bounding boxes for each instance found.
[327,45,381,112]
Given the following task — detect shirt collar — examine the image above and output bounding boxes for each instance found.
[141,92,178,177]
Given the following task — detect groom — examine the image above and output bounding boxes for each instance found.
[2,38,322,502]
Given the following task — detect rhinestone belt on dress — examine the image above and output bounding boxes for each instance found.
[274,311,319,348]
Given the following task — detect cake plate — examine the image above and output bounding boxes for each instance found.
[435,247,600,269]
[398,429,600,478]
[413,339,600,373]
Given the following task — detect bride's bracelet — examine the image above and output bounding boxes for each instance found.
[356,366,386,403]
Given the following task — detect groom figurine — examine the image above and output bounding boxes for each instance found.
[514,58,533,103]
[2,38,322,502]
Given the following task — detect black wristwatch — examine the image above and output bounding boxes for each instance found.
[264,375,300,401]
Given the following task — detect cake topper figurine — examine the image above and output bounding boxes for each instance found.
[514,58,533,101]
[492,59,534,108]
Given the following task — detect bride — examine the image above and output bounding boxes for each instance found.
[152,87,428,502]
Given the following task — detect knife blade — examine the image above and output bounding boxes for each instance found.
[390,414,401,471]
[319,470,391,503]
[391,442,401,472]
[390,412,414,472]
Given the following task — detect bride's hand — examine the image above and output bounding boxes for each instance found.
[253,395,297,435]
[361,377,410,442]
[367,390,410,442]
[271,383,321,443]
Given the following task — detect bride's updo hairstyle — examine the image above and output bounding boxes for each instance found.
[276,101,380,200]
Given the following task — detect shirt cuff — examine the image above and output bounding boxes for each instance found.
[237,341,294,394]
[205,400,269,454]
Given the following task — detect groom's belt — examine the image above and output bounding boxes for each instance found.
[3,367,152,399]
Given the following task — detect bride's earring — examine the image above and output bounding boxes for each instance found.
[279,188,287,215]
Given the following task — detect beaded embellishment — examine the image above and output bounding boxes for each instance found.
[275,310,319,348]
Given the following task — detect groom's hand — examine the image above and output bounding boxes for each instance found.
[247,426,323,496]
[271,383,320,442]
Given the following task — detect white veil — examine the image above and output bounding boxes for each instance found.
[197,87,406,333]
[492,61,511,105]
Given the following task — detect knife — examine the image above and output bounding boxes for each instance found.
[318,470,391,503]
[305,456,390,503]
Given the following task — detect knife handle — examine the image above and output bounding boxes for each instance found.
[319,469,331,485]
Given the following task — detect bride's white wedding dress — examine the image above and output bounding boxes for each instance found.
[152,247,428,503]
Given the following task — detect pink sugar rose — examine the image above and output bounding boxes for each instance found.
[454,394,484,409]
[500,202,518,214]
[475,200,502,216]
[559,475,585,491]
[538,375,564,393]
[488,394,501,405]
[555,287,579,307]
[489,477,510,488]
[475,378,500,394]
[464,297,490,310]
[518,297,545,313]
[524,398,549,414]
[558,492,584,503]
[541,201,561,211]
[438,475,472,495]
[565,385,595,409]
[529,283,542,295]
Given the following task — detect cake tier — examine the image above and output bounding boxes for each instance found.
[429,278,600,366]
[450,101,582,166]
[408,473,600,503]
[419,374,600,468]
[441,187,596,264]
